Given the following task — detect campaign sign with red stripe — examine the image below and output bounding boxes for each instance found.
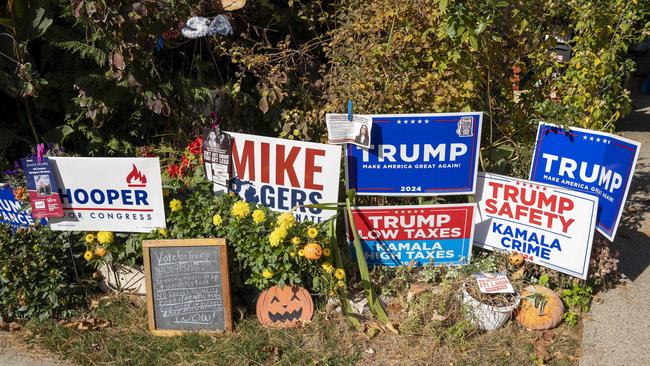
[347,204,476,267]
[48,157,166,233]
[474,172,598,279]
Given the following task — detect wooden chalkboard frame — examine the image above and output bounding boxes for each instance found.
[143,238,232,336]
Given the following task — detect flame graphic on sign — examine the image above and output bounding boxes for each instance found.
[126,164,147,187]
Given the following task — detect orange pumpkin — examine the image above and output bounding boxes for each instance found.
[303,243,322,260]
[515,286,564,330]
[509,251,524,267]
[256,285,314,328]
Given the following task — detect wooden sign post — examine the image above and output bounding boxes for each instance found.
[143,238,232,336]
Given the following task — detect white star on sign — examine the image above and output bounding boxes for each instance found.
[411,119,416,124]
[590,137,594,141]
[596,138,601,142]
[583,135,588,140]
[418,119,422,123]
[397,119,401,124]
[425,119,429,124]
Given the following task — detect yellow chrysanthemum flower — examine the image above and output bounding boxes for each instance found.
[231,201,250,219]
[298,249,305,257]
[269,226,288,247]
[322,248,331,257]
[158,228,168,237]
[276,212,295,229]
[169,199,182,212]
[212,214,223,226]
[322,262,333,273]
[262,269,274,279]
[291,236,301,245]
[290,251,296,257]
[307,227,318,239]
[84,233,95,244]
[252,209,265,225]
[335,268,345,280]
[337,280,345,288]
[97,231,114,245]
[83,251,94,261]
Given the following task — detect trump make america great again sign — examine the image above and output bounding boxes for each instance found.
[226,132,341,223]
[474,172,598,279]
[347,204,476,267]
[529,123,640,241]
[48,157,166,232]
[345,112,482,195]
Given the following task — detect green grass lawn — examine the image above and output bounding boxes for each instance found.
[20,292,582,366]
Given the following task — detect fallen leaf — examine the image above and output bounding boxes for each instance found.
[534,340,551,361]
[541,331,555,342]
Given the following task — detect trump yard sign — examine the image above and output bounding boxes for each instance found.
[474,172,598,279]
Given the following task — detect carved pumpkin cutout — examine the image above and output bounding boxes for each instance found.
[256,285,313,328]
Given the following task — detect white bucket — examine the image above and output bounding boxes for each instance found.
[461,287,520,331]
[99,263,146,295]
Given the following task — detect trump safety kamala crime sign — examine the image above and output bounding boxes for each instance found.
[345,112,482,195]
[48,157,166,233]
[226,132,341,224]
[529,123,640,241]
[473,172,598,279]
[346,204,476,267]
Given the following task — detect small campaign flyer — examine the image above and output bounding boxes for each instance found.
[474,272,515,294]
[326,113,373,149]
[20,156,64,218]
[203,127,232,195]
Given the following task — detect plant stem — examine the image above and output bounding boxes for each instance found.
[23,98,40,143]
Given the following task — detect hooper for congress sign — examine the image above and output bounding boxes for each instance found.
[474,172,598,279]
[529,123,640,241]
[48,157,166,233]
[226,132,341,223]
[345,112,482,196]
[347,204,476,267]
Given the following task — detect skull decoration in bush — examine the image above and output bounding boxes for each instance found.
[256,285,314,328]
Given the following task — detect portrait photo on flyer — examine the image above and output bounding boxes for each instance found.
[325,113,373,149]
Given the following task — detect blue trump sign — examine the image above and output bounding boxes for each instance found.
[529,123,640,241]
[345,112,483,195]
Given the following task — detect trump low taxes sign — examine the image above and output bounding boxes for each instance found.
[529,123,640,240]
[48,157,166,233]
[226,132,341,223]
[347,204,475,267]
[345,112,482,195]
[474,172,598,279]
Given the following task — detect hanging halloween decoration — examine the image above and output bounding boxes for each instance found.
[256,285,314,328]
[515,285,564,330]
[181,15,233,39]
[303,243,323,260]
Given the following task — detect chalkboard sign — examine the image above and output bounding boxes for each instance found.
[143,238,232,335]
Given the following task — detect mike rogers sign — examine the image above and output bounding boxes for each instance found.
[474,172,598,279]
[226,132,341,223]
[347,204,475,267]
[345,112,482,195]
[530,123,640,240]
[48,157,166,233]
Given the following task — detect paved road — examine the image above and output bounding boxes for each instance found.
[581,95,650,366]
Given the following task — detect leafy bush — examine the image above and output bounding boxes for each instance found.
[0,224,89,320]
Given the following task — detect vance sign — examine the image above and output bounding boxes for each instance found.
[529,123,640,240]
[347,204,476,267]
[48,157,166,233]
[226,132,341,223]
[345,112,482,196]
[474,172,598,279]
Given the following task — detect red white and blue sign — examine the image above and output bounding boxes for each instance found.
[529,123,640,241]
[345,112,483,196]
[474,172,598,279]
[20,156,64,218]
[226,132,341,224]
[0,187,46,228]
[48,157,166,233]
[346,204,476,267]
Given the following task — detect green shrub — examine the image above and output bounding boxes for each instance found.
[0,224,89,320]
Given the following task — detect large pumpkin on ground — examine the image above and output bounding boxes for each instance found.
[256,285,314,328]
[515,285,564,330]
